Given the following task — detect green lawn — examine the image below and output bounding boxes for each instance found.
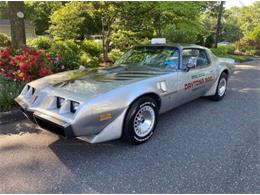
[219,54,252,63]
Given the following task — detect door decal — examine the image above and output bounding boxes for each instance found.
[185,75,213,90]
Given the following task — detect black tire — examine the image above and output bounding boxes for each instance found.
[210,72,228,101]
[122,97,159,144]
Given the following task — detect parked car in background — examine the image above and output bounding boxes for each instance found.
[218,41,230,46]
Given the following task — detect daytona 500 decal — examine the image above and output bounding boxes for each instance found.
[185,76,213,90]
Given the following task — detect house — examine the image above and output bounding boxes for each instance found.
[0,19,36,38]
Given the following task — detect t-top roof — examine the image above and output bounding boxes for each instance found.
[134,43,208,50]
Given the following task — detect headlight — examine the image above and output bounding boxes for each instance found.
[70,101,80,113]
[56,97,65,108]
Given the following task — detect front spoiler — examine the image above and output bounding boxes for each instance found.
[20,108,75,138]
[16,96,125,143]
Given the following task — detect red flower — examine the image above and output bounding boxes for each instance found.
[19,63,30,72]
[9,58,17,67]
[38,62,43,67]
[1,49,9,58]
[38,68,50,77]
[28,75,34,81]
[16,55,24,62]
[46,52,51,60]
[4,73,10,79]
[21,73,27,81]
[30,58,35,66]
[13,72,20,81]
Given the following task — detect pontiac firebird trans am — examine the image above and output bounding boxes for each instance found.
[15,39,235,144]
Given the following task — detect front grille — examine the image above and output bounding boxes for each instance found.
[34,116,66,137]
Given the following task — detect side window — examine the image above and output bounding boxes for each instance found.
[182,49,210,69]
[197,50,210,67]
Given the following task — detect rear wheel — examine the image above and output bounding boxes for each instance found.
[123,97,159,144]
[210,72,228,101]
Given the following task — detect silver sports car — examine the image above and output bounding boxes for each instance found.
[15,41,235,144]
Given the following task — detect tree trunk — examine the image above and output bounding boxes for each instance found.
[8,1,26,49]
[101,19,109,64]
[214,1,224,48]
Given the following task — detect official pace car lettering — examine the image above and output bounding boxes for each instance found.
[185,76,213,90]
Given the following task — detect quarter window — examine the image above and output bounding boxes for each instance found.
[182,49,210,69]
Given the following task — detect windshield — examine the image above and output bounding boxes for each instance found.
[115,46,179,70]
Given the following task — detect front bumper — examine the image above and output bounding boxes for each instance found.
[20,106,75,139]
[15,94,124,143]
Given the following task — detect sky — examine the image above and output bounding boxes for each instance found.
[225,0,257,8]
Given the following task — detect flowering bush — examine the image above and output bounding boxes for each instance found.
[0,47,65,82]
[0,32,11,47]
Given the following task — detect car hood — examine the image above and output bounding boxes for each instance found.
[48,66,169,100]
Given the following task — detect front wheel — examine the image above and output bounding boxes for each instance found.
[210,72,228,101]
[122,97,159,144]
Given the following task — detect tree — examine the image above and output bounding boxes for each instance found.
[221,9,243,42]
[96,2,122,63]
[8,1,26,49]
[237,2,260,36]
[0,1,8,19]
[48,2,98,40]
[214,1,225,48]
[25,2,63,35]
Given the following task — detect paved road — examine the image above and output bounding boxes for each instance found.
[0,60,259,193]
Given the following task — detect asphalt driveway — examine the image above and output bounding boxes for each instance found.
[0,60,259,193]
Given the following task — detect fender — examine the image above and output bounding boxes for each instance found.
[204,67,229,96]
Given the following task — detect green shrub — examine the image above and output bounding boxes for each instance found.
[27,36,52,50]
[0,32,11,47]
[249,25,260,41]
[81,39,101,57]
[49,40,81,70]
[226,43,237,54]
[229,37,258,56]
[254,50,260,56]
[78,52,99,67]
[108,49,123,62]
[0,78,25,111]
[211,45,228,56]
[205,34,214,48]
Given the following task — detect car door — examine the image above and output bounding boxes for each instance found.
[175,48,215,106]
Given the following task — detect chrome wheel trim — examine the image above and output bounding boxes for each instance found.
[133,105,155,137]
[218,77,227,97]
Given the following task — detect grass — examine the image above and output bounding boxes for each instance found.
[0,76,25,112]
[219,54,252,63]
[211,46,252,63]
